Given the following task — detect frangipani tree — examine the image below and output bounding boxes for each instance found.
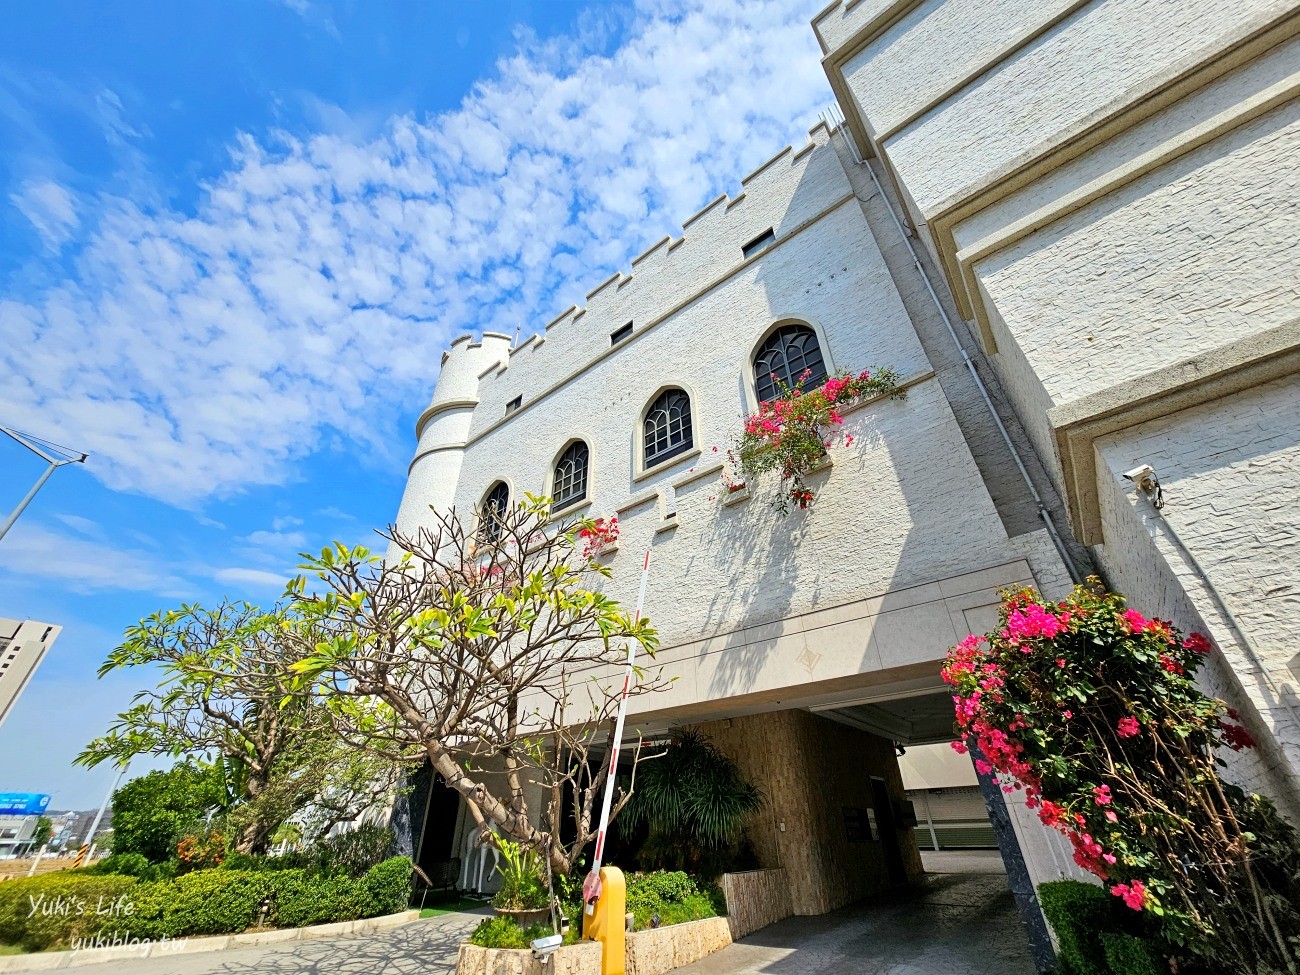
[78,602,401,854]
[285,495,667,876]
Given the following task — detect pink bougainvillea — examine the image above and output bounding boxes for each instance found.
[717,366,900,513]
[941,580,1299,973]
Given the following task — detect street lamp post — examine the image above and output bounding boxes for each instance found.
[0,427,88,544]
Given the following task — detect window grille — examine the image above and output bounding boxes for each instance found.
[552,442,589,511]
[753,323,828,402]
[643,389,693,467]
[480,482,510,542]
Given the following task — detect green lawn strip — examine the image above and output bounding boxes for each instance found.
[0,944,24,956]
[420,897,488,917]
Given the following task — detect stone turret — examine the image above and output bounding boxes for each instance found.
[392,332,512,539]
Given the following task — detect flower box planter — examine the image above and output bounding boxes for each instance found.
[721,482,750,506]
[806,451,833,475]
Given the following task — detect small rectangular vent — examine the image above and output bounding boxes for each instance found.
[505,395,522,416]
[742,228,775,259]
[610,322,634,346]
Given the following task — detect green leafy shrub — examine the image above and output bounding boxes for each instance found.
[1100,933,1163,975]
[627,729,762,877]
[88,853,151,879]
[312,825,395,878]
[0,856,411,951]
[624,871,722,931]
[131,870,274,938]
[467,915,577,949]
[1039,881,1112,975]
[268,870,364,927]
[490,839,549,911]
[0,874,139,951]
[363,856,412,916]
[1039,881,1166,975]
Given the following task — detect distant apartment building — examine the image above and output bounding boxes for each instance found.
[0,618,60,729]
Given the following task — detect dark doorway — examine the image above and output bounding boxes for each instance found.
[870,775,908,887]
[416,772,462,877]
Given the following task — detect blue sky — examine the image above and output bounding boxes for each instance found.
[0,0,831,809]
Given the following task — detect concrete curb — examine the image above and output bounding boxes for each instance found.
[0,909,421,971]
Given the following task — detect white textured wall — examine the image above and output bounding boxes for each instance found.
[976,99,1300,409]
[880,0,1284,216]
[842,0,1079,139]
[1093,376,1300,818]
[466,131,854,445]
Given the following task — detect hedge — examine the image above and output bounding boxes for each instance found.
[0,856,412,952]
[1039,880,1165,975]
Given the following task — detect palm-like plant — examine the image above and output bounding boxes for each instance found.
[625,729,761,871]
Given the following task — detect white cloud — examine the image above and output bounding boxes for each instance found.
[11,178,79,250]
[0,0,830,506]
[211,567,289,590]
[0,522,190,596]
[313,506,355,521]
[271,515,303,531]
[241,529,308,549]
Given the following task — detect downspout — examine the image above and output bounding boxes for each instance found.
[826,115,1084,586]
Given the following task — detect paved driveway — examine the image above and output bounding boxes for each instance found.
[673,855,1034,975]
[78,909,487,975]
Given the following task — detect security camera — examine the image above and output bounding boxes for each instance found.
[1123,464,1156,485]
[531,934,564,963]
[1122,464,1165,509]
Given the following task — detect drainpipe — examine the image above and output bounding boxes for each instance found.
[825,114,1084,587]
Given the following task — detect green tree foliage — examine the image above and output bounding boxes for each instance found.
[76,603,401,855]
[625,728,761,875]
[284,496,668,876]
[108,762,223,862]
[30,816,52,849]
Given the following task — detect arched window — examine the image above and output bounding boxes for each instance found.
[643,388,693,468]
[753,323,828,403]
[552,441,590,512]
[480,481,510,542]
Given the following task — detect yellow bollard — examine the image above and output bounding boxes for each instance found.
[581,866,626,975]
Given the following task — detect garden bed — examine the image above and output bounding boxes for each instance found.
[455,917,733,975]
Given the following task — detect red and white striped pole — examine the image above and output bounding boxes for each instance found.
[583,549,652,912]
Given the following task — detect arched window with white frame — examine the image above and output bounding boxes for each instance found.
[753,322,828,402]
[642,388,693,468]
[551,441,590,512]
[479,481,510,543]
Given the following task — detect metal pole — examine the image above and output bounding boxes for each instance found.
[0,426,88,545]
[84,763,128,847]
[583,550,652,912]
[0,460,57,544]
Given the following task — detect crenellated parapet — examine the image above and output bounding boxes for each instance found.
[460,124,853,444]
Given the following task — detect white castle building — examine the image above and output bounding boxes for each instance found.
[391,0,1300,957]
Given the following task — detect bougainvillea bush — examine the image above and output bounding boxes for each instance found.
[721,366,900,513]
[942,580,1300,975]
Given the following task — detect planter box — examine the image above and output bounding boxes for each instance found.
[625,916,732,975]
[720,869,792,940]
[721,483,750,506]
[456,941,601,975]
[455,916,733,975]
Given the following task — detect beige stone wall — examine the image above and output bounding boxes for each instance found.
[720,868,794,940]
[700,709,921,915]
